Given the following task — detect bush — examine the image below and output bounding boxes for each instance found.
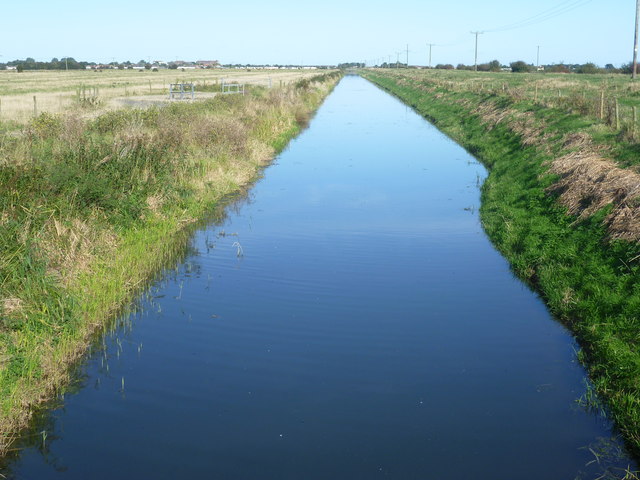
[576,62,600,74]
[510,61,533,73]
[620,63,633,75]
[546,63,571,74]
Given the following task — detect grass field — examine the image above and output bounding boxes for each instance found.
[378,68,640,138]
[0,68,328,124]
[362,68,640,459]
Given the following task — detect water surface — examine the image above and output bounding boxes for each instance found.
[3,76,635,479]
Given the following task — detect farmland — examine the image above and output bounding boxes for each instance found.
[0,68,326,124]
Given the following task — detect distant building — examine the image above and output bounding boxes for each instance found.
[197,60,220,68]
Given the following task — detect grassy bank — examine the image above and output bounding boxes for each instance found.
[362,69,640,456]
[0,71,341,455]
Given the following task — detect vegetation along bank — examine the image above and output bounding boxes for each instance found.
[362,68,640,456]
[0,71,342,456]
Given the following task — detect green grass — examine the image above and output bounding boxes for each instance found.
[362,69,640,458]
[0,71,342,454]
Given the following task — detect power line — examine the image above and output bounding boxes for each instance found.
[485,0,593,33]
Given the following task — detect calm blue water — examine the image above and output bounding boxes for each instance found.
[2,76,635,479]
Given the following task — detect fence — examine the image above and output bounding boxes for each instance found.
[169,83,195,100]
[221,80,245,95]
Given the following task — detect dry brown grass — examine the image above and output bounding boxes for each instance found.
[548,150,640,241]
[1,298,23,317]
[36,215,118,286]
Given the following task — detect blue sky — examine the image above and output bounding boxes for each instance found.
[1,0,633,66]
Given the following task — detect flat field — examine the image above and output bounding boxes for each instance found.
[0,68,327,123]
[380,68,640,137]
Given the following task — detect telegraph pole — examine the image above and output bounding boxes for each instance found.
[65,57,68,71]
[406,44,409,68]
[634,0,640,79]
[471,31,483,71]
[396,51,400,68]
[536,45,540,69]
[427,43,435,68]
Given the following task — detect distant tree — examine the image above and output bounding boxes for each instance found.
[510,61,533,73]
[546,63,571,74]
[168,63,178,70]
[476,60,501,72]
[435,63,454,70]
[488,60,501,72]
[620,63,633,74]
[338,62,364,69]
[16,64,24,73]
[576,62,600,74]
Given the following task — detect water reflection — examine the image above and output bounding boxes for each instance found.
[2,76,637,480]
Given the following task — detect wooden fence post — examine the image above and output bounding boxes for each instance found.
[615,98,620,130]
[33,96,37,117]
[599,90,605,120]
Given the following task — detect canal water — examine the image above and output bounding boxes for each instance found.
[2,76,635,479]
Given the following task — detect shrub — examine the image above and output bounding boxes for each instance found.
[576,62,600,74]
[510,61,533,73]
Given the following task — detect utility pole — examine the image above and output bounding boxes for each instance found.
[396,51,400,68]
[536,45,540,69]
[406,44,409,68]
[471,31,483,71]
[65,57,68,71]
[427,43,435,68]
[634,0,640,79]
